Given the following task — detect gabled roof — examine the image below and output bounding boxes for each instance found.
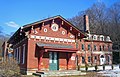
[22,15,86,36]
[8,15,86,43]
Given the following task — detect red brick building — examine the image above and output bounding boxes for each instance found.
[2,15,112,75]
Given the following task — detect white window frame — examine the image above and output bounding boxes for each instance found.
[100,35,104,41]
[106,36,110,41]
[93,35,97,40]
[22,44,26,64]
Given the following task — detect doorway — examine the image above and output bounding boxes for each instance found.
[49,52,59,70]
[100,55,105,65]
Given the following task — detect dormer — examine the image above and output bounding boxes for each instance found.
[88,34,92,40]
[99,35,104,41]
[93,35,97,40]
[106,36,111,41]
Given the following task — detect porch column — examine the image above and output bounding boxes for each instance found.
[38,57,42,70]
[38,50,44,70]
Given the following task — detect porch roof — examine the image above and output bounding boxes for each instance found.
[36,42,78,52]
[37,42,73,48]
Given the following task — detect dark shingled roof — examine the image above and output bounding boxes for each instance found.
[37,42,73,48]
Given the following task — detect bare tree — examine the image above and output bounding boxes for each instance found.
[107,2,120,43]
[68,2,120,43]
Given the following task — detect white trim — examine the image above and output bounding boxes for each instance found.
[55,38,59,41]
[70,35,74,38]
[50,37,54,40]
[64,39,68,42]
[71,40,75,42]
[93,51,112,54]
[51,23,59,31]
[30,35,75,43]
[31,35,35,38]
[44,28,47,32]
[62,31,65,35]
[60,38,64,41]
[36,36,40,39]
[41,36,45,39]
[46,37,50,40]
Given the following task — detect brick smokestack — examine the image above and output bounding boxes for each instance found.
[84,15,90,33]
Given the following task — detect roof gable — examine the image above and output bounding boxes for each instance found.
[8,15,86,43]
[22,15,86,38]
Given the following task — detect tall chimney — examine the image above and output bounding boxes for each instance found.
[84,15,90,33]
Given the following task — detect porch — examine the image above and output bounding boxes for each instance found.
[36,42,78,71]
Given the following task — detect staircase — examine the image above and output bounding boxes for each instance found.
[33,70,86,77]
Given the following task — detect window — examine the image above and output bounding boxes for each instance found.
[93,35,97,40]
[16,48,19,62]
[44,28,47,32]
[88,44,91,50]
[18,46,21,63]
[94,56,97,60]
[100,36,104,41]
[14,49,16,59]
[108,45,110,51]
[106,36,110,41]
[88,56,91,62]
[108,56,110,62]
[94,56,97,63]
[103,45,105,51]
[82,56,85,63]
[51,23,59,31]
[22,44,26,64]
[94,45,96,51]
[82,44,84,50]
[104,45,106,51]
[100,46,102,51]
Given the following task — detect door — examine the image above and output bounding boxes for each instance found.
[100,55,105,65]
[49,52,59,70]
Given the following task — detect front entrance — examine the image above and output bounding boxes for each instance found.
[49,52,59,70]
[100,55,105,65]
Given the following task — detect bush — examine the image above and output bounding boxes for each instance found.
[0,58,20,77]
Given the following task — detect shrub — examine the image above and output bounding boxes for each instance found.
[0,58,20,77]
